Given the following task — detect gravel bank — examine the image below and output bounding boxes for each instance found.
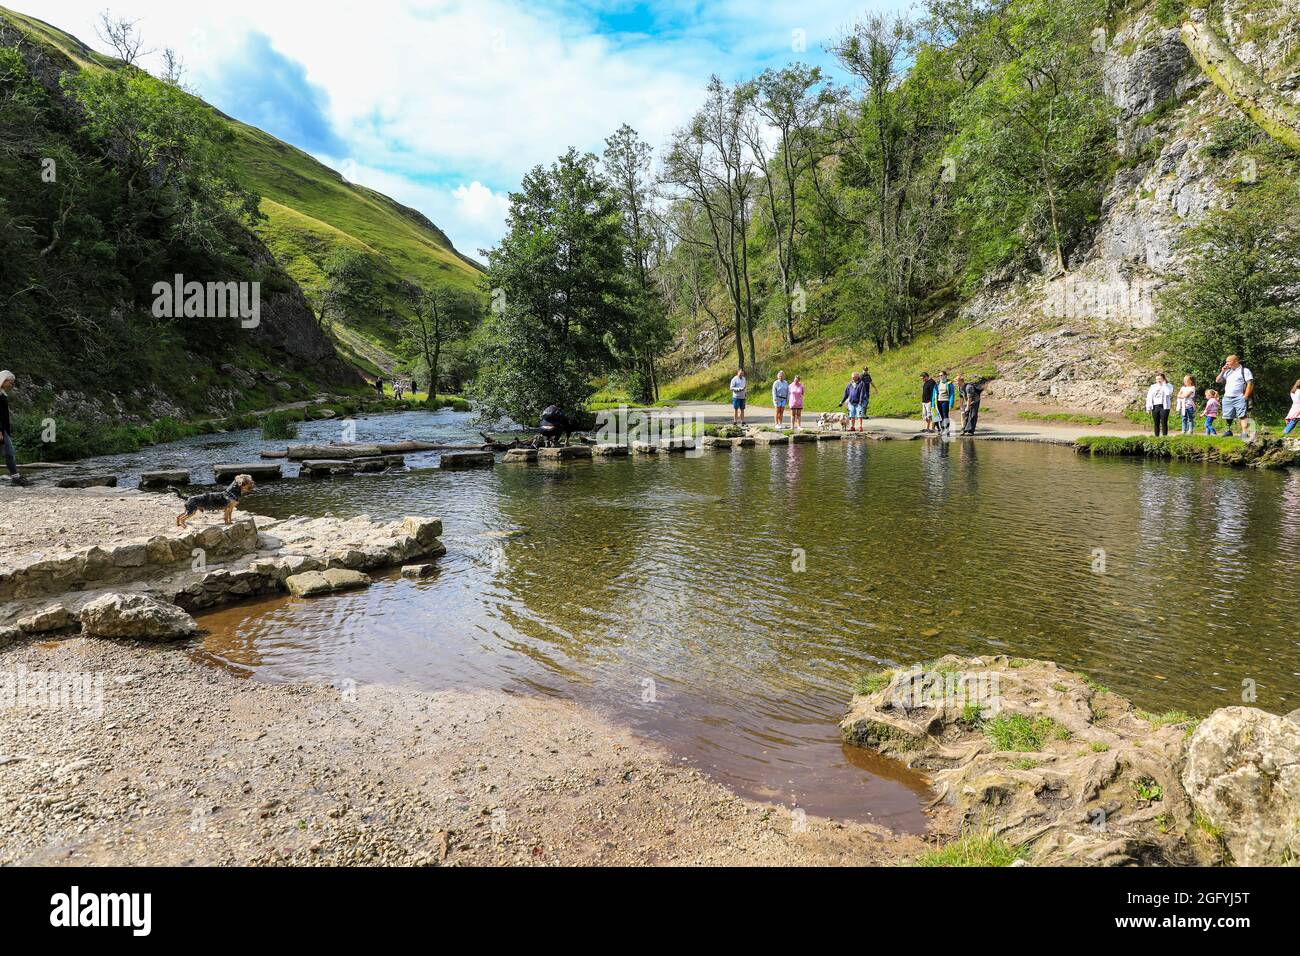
[0,637,926,866]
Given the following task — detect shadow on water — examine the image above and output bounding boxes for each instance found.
[170,427,1299,830]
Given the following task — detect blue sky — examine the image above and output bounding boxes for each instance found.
[33,1,901,256]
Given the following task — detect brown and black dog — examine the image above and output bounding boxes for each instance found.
[171,474,255,526]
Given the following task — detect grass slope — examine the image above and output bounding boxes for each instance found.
[2,5,484,367]
[662,325,1002,417]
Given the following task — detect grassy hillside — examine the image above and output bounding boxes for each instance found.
[2,6,484,372]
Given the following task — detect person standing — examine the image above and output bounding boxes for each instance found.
[934,371,955,432]
[839,372,868,432]
[1215,355,1255,439]
[771,371,790,428]
[0,371,29,486]
[1203,389,1220,435]
[959,376,983,435]
[789,376,805,430]
[920,372,936,432]
[729,368,748,426]
[1283,379,1300,437]
[1146,372,1173,436]
[860,365,874,419]
[1176,375,1197,435]
[375,377,385,399]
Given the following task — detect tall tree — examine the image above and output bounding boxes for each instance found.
[402,285,479,402]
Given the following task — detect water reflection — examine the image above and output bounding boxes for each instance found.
[191,439,1295,827]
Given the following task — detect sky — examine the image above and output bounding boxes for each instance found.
[28,1,905,258]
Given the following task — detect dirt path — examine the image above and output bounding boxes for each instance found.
[0,637,929,866]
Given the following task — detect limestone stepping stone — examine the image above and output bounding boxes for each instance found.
[213,462,283,482]
[440,451,495,468]
[400,563,437,579]
[702,436,754,449]
[751,433,789,445]
[56,474,118,488]
[503,448,538,463]
[790,433,818,443]
[659,439,692,453]
[816,433,842,442]
[631,442,659,455]
[593,444,629,457]
[538,445,592,460]
[285,568,371,597]
[139,469,191,489]
[299,459,358,478]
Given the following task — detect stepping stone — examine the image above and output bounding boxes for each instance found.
[632,442,659,455]
[400,563,437,579]
[816,433,842,442]
[213,462,283,482]
[286,568,371,597]
[659,439,693,453]
[299,459,358,478]
[538,445,592,460]
[751,433,789,445]
[440,451,495,469]
[56,474,117,488]
[503,448,538,463]
[139,469,191,490]
[790,433,818,443]
[593,444,629,457]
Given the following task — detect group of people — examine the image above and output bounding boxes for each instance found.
[727,364,984,436]
[1144,354,1300,439]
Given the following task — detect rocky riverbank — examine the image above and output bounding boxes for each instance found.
[842,656,1300,866]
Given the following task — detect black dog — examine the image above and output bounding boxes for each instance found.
[170,474,255,526]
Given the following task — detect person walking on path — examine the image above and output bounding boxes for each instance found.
[771,371,790,428]
[729,368,748,426]
[1176,375,1198,435]
[1284,380,1300,437]
[0,371,29,486]
[1215,355,1255,439]
[1146,372,1173,436]
[859,365,874,419]
[1203,389,1220,435]
[789,376,805,430]
[933,371,955,432]
[959,376,983,435]
[839,372,868,432]
[920,372,936,432]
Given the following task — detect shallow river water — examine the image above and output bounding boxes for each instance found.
[97,411,1300,829]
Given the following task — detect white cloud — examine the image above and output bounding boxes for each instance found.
[27,0,885,254]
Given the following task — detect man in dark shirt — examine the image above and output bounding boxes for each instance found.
[860,366,874,417]
[0,370,29,485]
[960,377,984,435]
[920,372,936,432]
[539,403,572,446]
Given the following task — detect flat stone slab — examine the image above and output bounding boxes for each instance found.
[538,445,592,460]
[751,433,789,445]
[139,470,190,489]
[57,474,118,488]
[593,444,629,457]
[285,568,371,597]
[790,432,818,443]
[213,463,283,482]
[400,563,437,579]
[503,448,538,463]
[631,442,659,455]
[702,436,754,449]
[299,459,358,478]
[440,451,495,469]
[816,433,842,442]
[659,439,693,453]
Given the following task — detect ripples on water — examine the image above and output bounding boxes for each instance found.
[174,413,1300,827]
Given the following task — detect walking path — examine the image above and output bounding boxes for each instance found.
[644,400,1148,444]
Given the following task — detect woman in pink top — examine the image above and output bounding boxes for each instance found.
[789,376,805,430]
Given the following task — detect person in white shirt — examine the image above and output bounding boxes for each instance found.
[1214,354,1254,439]
[728,368,748,425]
[1175,375,1197,435]
[1145,372,1174,436]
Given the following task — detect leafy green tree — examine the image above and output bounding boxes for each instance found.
[401,284,479,401]
[471,148,639,424]
[1157,178,1300,404]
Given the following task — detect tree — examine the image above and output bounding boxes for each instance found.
[471,148,640,424]
[316,248,379,334]
[402,285,478,401]
[94,11,151,66]
[1157,178,1300,404]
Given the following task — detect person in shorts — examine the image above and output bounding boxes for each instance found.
[1215,355,1254,439]
[729,368,748,425]
[771,371,790,428]
[920,372,936,431]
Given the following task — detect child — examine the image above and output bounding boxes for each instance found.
[1203,389,1220,436]
[1284,380,1300,437]
[1176,375,1197,435]
[789,376,805,430]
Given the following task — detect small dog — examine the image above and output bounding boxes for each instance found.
[171,475,255,527]
[817,412,848,430]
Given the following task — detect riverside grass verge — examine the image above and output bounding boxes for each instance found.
[1074,434,1300,469]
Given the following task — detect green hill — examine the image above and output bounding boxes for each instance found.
[1,6,484,375]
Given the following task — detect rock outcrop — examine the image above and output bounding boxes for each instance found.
[841,656,1220,866]
[79,593,197,641]
[1182,707,1300,865]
